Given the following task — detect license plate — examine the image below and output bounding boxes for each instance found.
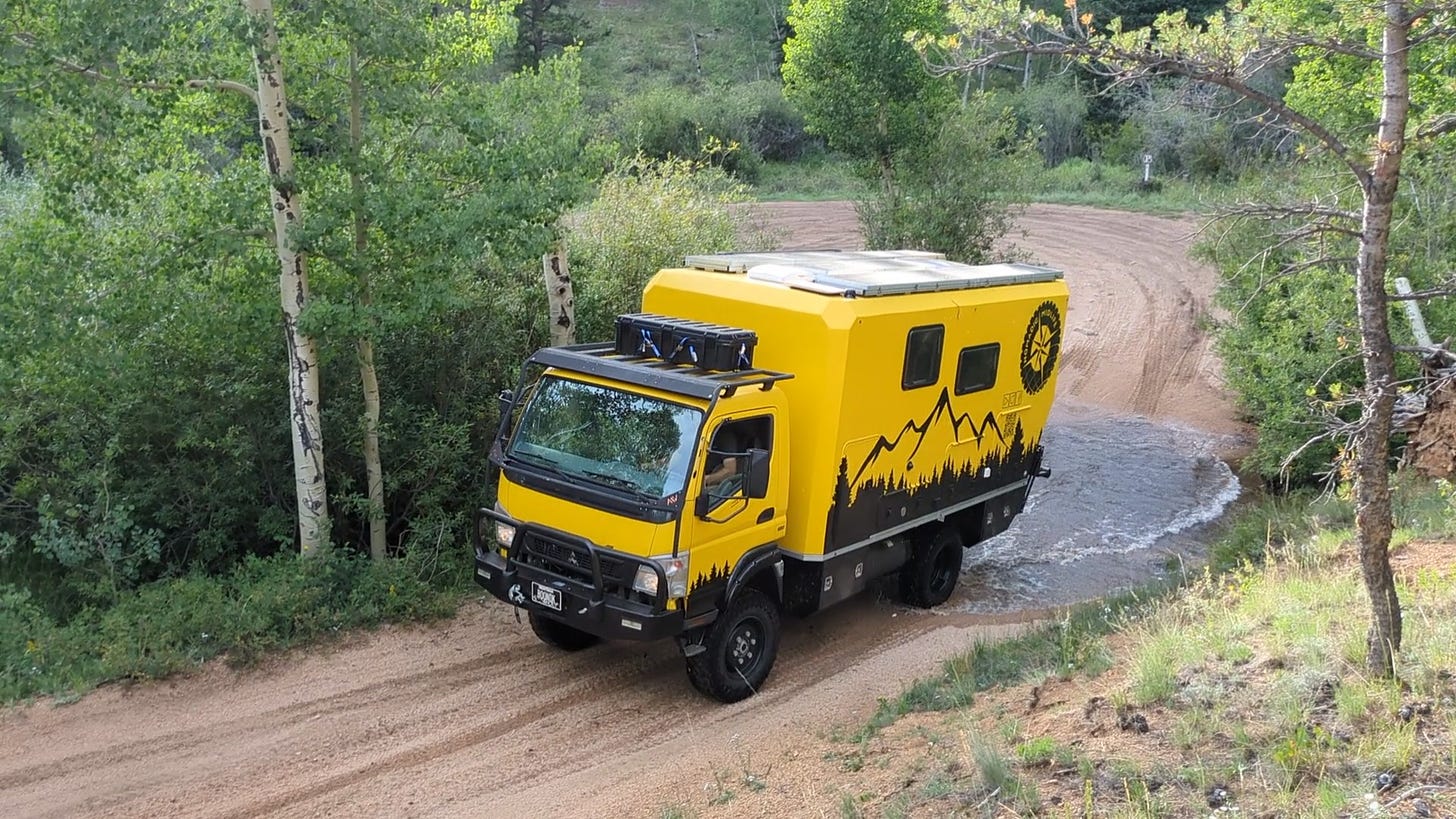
[531,582,562,611]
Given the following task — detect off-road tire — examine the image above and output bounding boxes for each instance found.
[528,611,600,651]
[898,524,964,608]
[686,588,781,703]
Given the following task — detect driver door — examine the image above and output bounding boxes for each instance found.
[679,412,787,605]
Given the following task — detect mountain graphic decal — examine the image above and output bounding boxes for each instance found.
[846,386,1009,497]
[825,392,1041,552]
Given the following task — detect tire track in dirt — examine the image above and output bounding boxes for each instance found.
[0,641,527,793]
[0,203,1246,819]
[262,597,970,818]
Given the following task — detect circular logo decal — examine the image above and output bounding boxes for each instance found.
[1019,301,1062,395]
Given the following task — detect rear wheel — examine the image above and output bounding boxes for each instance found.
[528,611,600,651]
[687,588,780,702]
[898,523,964,608]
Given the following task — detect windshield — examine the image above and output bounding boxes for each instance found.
[507,376,703,500]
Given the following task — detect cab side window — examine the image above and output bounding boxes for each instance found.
[902,325,944,390]
[704,416,772,504]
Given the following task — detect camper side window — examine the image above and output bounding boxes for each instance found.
[955,343,1000,395]
[902,325,944,390]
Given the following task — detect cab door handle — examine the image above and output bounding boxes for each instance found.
[757,507,774,524]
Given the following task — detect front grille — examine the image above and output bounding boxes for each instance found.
[520,532,633,592]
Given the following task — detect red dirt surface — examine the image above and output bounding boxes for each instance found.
[0,203,1246,818]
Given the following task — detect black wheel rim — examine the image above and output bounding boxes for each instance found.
[929,542,960,595]
[728,616,765,675]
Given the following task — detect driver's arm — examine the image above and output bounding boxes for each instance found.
[703,455,739,488]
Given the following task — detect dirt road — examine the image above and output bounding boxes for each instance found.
[0,203,1244,818]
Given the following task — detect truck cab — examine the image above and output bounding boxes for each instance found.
[475,323,795,702]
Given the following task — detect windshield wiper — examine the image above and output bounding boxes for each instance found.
[511,452,573,481]
[582,469,657,501]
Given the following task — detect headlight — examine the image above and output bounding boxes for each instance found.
[494,520,517,548]
[632,554,689,599]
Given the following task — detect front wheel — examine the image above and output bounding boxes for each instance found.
[686,588,781,703]
[529,611,600,651]
[898,523,964,608]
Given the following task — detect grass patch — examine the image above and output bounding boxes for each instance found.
[848,479,1456,816]
[752,154,868,202]
[854,586,1165,736]
[2,548,466,703]
[1029,158,1226,215]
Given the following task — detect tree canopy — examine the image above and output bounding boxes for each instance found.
[923,0,1456,675]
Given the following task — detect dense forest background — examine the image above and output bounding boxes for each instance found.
[2,0,1453,696]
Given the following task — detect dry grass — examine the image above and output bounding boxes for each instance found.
[815,539,1456,818]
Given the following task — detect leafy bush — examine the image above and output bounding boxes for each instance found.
[566,154,775,341]
[858,96,1036,263]
[739,81,818,162]
[1012,81,1090,167]
[0,549,462,702]
[0,52,602,618]
[1112,80,1284,181]
[606,84,769,180]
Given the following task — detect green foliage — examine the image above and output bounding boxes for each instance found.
[576,0,790,99]
[1012,81,1090,167]
[752,154,867,202]
[1199,150,1456,485]
[0,2,604,619]
[858,96,1036,262]
[510,0,596,71]
[606,83,778,180]
[1210,239,1360,482]
[782,0,955,175]
[30,489,164,607]
[566,155,772,342]
[1083,0,1227,30]
[604,80,814,180]
[1,547,461,702]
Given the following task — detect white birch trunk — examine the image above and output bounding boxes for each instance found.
[543,245,577,347]
[244,0,329,553]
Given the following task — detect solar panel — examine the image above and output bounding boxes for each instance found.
[683,250,1062,297]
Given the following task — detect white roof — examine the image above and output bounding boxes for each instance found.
[684,250,1062,297]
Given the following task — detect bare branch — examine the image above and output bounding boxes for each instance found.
[1414,112,1456,141]
[1132,54,1370,186]
[1395,344,1456,363]
[1388,285,1456,301]
[1220,201,1361,226]
[1275,34,1381,61]
[180,78,258,103]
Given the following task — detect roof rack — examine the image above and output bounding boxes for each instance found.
[529,344,794,401]
[684,250,1063,297]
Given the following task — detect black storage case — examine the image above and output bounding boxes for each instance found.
[613,313,757,372]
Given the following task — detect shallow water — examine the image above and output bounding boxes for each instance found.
[956,403,1244,613]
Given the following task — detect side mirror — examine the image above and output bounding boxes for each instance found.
[745,448,770,499]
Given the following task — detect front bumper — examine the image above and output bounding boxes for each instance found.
[473,509,685,642]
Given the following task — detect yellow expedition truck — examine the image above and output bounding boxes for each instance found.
[474,250,1067,702]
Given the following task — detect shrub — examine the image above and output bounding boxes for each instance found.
[1013,81,1090,167]
[566,154,775,341]
[858,96,1036,263]
[606,85,768,180]
[0,549,462,702]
